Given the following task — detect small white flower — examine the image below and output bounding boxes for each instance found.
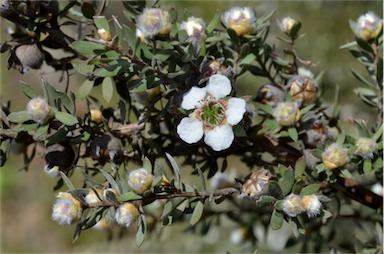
[136,8,171,39]
[115,203,139,228]
[356,12,383,41]
[282,194,304,217]
[221,7,256,36]
[177,74,246,151]
[279,16,297,34]
[302,195,322,217]
[180,16,206,42]
[52,192,83,225]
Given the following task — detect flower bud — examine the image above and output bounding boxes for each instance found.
[103,188,119,201]
[282,194,304,217]
[279,16,300,36]
[221,7,256,36]
[92,217,110,231]
[84,188,104,206]
[115,202,140,228]
[90,109,103,123]
[26,97,53,124]
[354,137,377,159]
[355,12,383,41]
[98,28,112,41]
[273,102,301,126]
[127,168,153,194]
[288,76,318,106]
[136,8,171,39]
[85,132,122,165]
[15,44,45,74]
[241,168,272,199]
[256,84,284,107]
[301,195,321,217]
[322,143,350,170]
[52,192,83,225]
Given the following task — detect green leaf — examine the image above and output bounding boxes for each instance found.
[339,168,353,179]
[190,200,204,226]
[239,53,256,66]
[278,168,295,196]
[58,91,75,115]
[119,191,142,202]
[59,171,75,191]
[54,111,78,126]
[33,124,49,140]
[294,157,307,179]
[81,1,95,19]
[300,184,320,196]
[93,16,110,31]
[363,159,372,175]
[355,37,374,53]
[19,82,39,99]
[288,127,298,142]
[350,68,375,87]
[94,65,122,77]
[206,13,220,34]
[227,28,239,43]
[70,41,107,55]
[270,209,284,230]
[136,211,147,247]
[166,153,181,189]
[75,79,94,101]
[99,168,121,195]
[256,195,276,207]
[102,77,114,103]
[143,157,152,173]
[7,111,31,123]
[269,181,284,200]
[71,59,94,76]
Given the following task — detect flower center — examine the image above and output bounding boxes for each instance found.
[198,100,227,128]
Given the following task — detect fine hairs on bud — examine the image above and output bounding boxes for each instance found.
[15,44,45,74]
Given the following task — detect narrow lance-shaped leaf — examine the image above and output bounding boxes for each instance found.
[190,200,204,226]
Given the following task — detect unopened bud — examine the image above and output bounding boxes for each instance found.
[273,102,301,126]
[282,194,304,217]
[230,227,252,245]
[355,12,383,41]
[136,8,171,39]
[127,168,153,194]
[256,84,284,107]
[98,28,112,41]
[180,16,206,43]
[115,202,139,228]
[26,97,53,124]
[301,195,321,217]
[84,188,104,205]
[279,16,300,37]
[322,143,350,170]
[90,109,103,123]
[221,7,256,36]
[52,192,83,225]
[354,137,377,159]
[15,44,45,74]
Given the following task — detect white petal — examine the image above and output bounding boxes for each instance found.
[181,86,207,110]
[204,125,234,151]
[206,74,232,99]
[177,117,204,144]
[226,98,246,125]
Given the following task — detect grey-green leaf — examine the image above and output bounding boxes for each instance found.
[54,111,78,126]
[7,111,31,123]
[190,200,204,226]
[102,77,114,103]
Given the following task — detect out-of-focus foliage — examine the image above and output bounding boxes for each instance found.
[0,0,382,253]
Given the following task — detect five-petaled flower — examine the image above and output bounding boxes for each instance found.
[177,74,246,151]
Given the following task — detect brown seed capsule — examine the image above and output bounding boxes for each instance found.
[288,76,318,106]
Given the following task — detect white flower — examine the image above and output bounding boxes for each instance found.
[177,74,246,151]
[279,16,297,34]
[356,12,383,41]
[136,8,171,39]
[180,16,206,42]
[52,192,83,225]
[221,7,256,36]
[301,195,322,217]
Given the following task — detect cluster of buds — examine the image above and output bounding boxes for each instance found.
[282,194,322,218]
[322,143,350,170]
[52,192,83,225]
[26,97,53,125]
[273,102,301,126]
[221,7,256,36]
[127,168,154,194]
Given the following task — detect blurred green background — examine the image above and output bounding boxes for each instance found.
[0,0,382,253]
